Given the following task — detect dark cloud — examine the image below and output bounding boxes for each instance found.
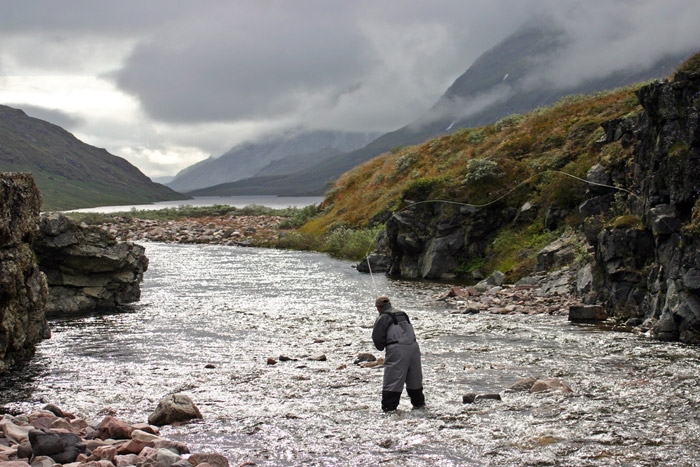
[112,3,375,123]
[11,104,84,130]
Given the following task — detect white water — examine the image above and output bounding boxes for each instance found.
[3,243,700,466]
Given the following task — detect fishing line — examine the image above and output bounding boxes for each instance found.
[365,247,380,299]
[391,169,640,217]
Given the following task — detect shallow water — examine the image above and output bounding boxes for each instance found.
[3,243,700,466]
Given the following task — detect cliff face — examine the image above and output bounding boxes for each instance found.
[584,71,700,343]
[32,213,149,315]
[0,173,50,372]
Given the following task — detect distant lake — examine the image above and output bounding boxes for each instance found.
[66,195,325,213]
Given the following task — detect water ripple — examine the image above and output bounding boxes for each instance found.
[3,242,700,466]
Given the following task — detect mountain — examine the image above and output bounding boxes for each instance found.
[189,21,692,197]
[0,105,187,211]
[167,129,379,193]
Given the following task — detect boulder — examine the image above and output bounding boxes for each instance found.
[568,305,608,322]
[32,212,148,314]
[28,429,86,464]
[529,378,572,393]
[148,394,203,427]
[95,416,133,440]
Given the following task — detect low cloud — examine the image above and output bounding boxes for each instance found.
[11,104,85,130]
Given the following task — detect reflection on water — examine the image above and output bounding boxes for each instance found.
[3,243,700,466]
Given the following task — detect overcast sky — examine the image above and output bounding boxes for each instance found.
[0,0,698,178]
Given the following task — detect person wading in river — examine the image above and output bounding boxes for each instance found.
[372,296,426,412]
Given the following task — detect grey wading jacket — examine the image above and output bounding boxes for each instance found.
[372,308,417,351]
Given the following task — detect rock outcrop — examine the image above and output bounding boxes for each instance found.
[582,71,700,343]
[0,173,50,373]
[380,202,513,280]
[32,213,148,315]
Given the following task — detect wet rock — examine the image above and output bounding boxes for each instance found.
[462,393,502,404]
[353,353,376,365]
[568,305,608,322]
[508,377,537,392]
[529,378,572,393]
[148,394,203,427]
[361,357,384,368]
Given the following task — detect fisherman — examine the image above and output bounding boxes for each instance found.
[372,296,425,412]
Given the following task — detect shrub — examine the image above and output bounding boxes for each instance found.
[462,158,502,185]
[402,177,444,201]
[495,114,525,131]
[323,224,385,260]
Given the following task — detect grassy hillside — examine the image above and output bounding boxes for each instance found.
[293,81,650,270]
[0,105,187,211]
[305,86,641,230]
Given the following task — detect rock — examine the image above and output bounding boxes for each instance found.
[148,394,203,427]
[308,354,327,361]
[32,212,149,315]
[41,405,66,418]
[529,378,572,393]
[130,429,162,443]
[0,419,33,444]
[462,393,502,404]
[361,357,384,368]
[508,377,537,392]
[187,453,230,467]
[353,353,376,365]
[95,416,133,440]
[0,462,31,467]
[154,439,189,455]
[115,453,144,467]
[85,445,117,463]
[156,448,182,467]
[29,455,54,467]
[28,429,86,464]
[568,305,608,322]
[116,438,152,455]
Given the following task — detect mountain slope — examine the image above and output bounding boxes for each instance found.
[196,22,691,197]
[167,129,379,192]
[0,105,187,211]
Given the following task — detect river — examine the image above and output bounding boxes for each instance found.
[2,242,700,466]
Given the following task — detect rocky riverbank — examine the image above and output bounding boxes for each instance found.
[0,402,228,467]
[97,215,285,247]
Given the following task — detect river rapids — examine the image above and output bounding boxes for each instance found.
[2,242,700,466]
